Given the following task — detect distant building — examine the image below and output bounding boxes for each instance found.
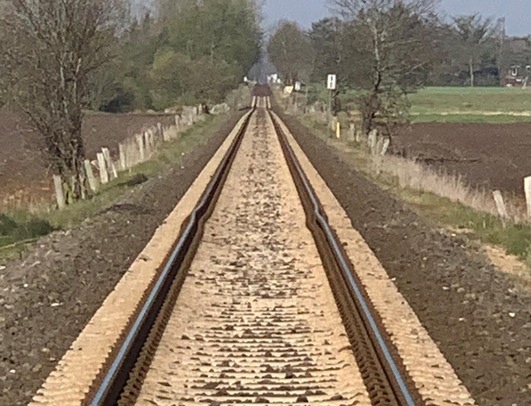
[502,37,531,87]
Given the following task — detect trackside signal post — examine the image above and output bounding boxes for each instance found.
[327,74,337,137]
[327,74,337,116]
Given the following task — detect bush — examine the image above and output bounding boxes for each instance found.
[0,213,55,247]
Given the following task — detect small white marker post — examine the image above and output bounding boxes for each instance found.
[525,176,531,218]
[493,190,509,222]
[327,74,337,126]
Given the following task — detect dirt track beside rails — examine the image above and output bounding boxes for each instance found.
[279,111,531,406]
[394,122,531,198]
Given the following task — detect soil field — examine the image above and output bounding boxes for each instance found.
[0,112,175,207]
[393,122,531,198]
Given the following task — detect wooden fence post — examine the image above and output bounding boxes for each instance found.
[53,175,66,210]
[84,159,98,192]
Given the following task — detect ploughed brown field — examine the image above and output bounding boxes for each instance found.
[0,112,175,208]
[393,122,531,198]
[2,113,531,208]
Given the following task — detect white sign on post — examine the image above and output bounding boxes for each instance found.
[295,81,301,91]
[327,74,337,90]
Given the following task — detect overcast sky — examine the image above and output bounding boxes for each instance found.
[262,0,530,36]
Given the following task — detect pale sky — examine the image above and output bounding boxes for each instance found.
[262,0,531,36]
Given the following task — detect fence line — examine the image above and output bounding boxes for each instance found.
[53,106,204,208]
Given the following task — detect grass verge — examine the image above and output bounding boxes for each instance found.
[295,112,531,275]
[0,113,226,264]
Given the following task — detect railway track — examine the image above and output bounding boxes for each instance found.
[32,90,475,406]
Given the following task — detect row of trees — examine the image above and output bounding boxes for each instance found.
[268,0,441,136]
[0,0,262,202]
[267,0,531,136]
[95,0,261,112]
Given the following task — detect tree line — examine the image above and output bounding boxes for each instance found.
[267,0,531,136]
[0,0,262,203]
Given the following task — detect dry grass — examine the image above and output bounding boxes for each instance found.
[1,190,53,214]
[370,154,526,222]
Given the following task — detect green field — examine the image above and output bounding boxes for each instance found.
[409,87,531,123]
[304,84,531,123]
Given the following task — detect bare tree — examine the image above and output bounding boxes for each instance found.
[330,0,440,137]
[0,0,126,202]
[452,14,495,87]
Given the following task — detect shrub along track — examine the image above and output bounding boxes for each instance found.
[0,111,247,406]
[32,98,474,405]
[277,111,531,406]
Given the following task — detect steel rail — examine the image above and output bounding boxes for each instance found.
[86,108,255,406]
[269,110,418,406]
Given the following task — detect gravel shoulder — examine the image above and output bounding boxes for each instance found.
[278,111,531,406]
[0,111,246,405]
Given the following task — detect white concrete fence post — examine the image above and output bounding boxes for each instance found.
[84,159,98,192]
[368,129,378,155]
[53,175,66,210]
[119,143,127,171]
[381,138,391,156]
[135,134,145,162]
[97,152,109,184]
[525,177,531,219]
[101,147,117,180]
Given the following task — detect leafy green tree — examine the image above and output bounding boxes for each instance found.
[267,21,314,85]
[452,14,496,87]
[157,0,261,104]
[92,0,262,111]
[309,18,344,82]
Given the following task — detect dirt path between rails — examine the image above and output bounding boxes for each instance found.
[0,111,246,406]
[278,112,531,406]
